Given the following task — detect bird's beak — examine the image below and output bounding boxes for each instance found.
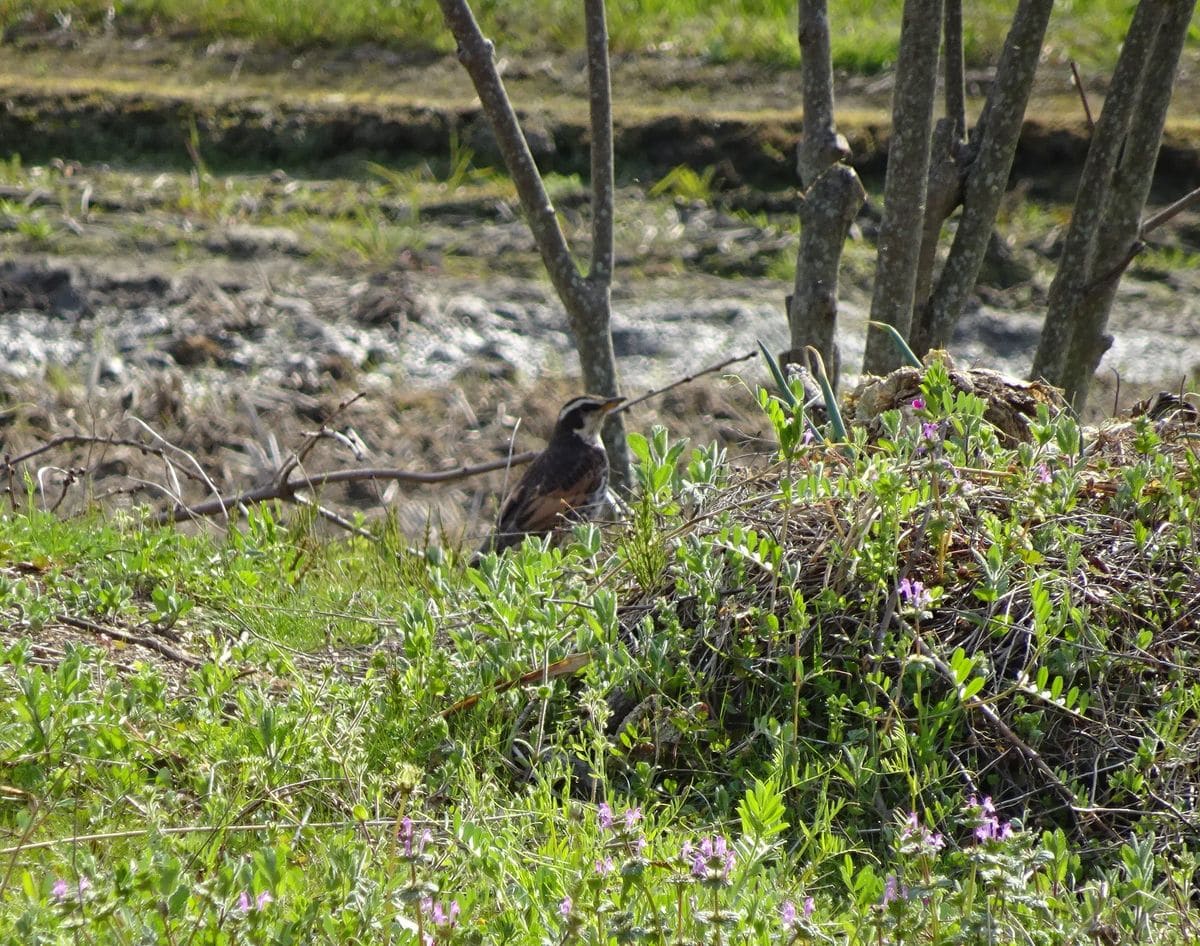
[601,396,626,413]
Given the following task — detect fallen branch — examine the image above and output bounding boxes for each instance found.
[151,452,540,525]
[56,613,204,668]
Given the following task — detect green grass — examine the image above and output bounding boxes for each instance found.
[4,362,1200,942]
[3,0,1172,73]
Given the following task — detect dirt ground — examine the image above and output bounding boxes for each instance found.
[2,34,1200,548]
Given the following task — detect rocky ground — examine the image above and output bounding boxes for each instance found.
[1,35,1199,547]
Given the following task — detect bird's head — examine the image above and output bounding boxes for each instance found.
[553,394,625,444]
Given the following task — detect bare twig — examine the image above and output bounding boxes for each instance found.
[1140,184,1200,237]
[293,494,374,540]
[56,613,204,668]
[1,434,198,478]
[617,350,757,414]
[151,452,540,525]
[280,391,366,485]
[1069,60,1096,132]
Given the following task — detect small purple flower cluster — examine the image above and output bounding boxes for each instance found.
[399,816,434,860]
[970,795,1013,842]
[900,810,945,854]
[681,835,736,885]
[421,897,461,928]
[882,873,908,905]
[51,877,91,902]
[898,577,933,610]
[236,890,273,913]
[780,896,815,929]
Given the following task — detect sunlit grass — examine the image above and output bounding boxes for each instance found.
[2,0,1162,73]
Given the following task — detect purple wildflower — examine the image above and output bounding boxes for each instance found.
[921,421,941,440]
[899,578,932,610]
[802,427,816,446]
[969,795,1013,842]
[51,879,69,901]
[623,807,642,830]
[559,895,573,918]
[235,889,271,913]
[781,900,798,929]
[425,899,460,928]
[882,874,904,905]
[911,397,926,411]
[595,856,615,876]
[900,809,945,853]
[689,835,736,882]
[804,896,815,917]
[598,803,613,831]
[1036,462,1052,484]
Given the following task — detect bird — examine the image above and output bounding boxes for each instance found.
[474,394,625,561]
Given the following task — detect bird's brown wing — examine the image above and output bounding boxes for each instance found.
[486,444,606,553]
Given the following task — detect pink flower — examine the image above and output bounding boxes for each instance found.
[911,397,926,411]
[256,891,273,910]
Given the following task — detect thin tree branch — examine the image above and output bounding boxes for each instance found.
[1032,0,1167,393]
[436,0,584,314]
[942,0,966,137]
[152,452,539,525]
[584,0,614,284]
[617,350,757,414]
[1140,184,1200,237]
[1069,60,1096,132]
[1,435,200,479]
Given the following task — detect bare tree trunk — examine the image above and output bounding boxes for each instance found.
[911,0,1054,355]
[787,0,865,388]
[862,0,944,376]
[941,0,966,139]
[1037,0,1196,411]
[581,0,629,487]
[908,0,968,325]
[436,0,630,488]
[1032,0,1194,411]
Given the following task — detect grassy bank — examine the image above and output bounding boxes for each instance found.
[4,0,1163,72]
[3,362,1200,942]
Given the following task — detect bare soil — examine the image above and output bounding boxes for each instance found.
[2,34,1200,547]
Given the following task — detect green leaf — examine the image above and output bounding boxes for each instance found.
[805,346,846,442]
[738,777,788,840]
[757,339,797,407]
[867,320,922,368]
